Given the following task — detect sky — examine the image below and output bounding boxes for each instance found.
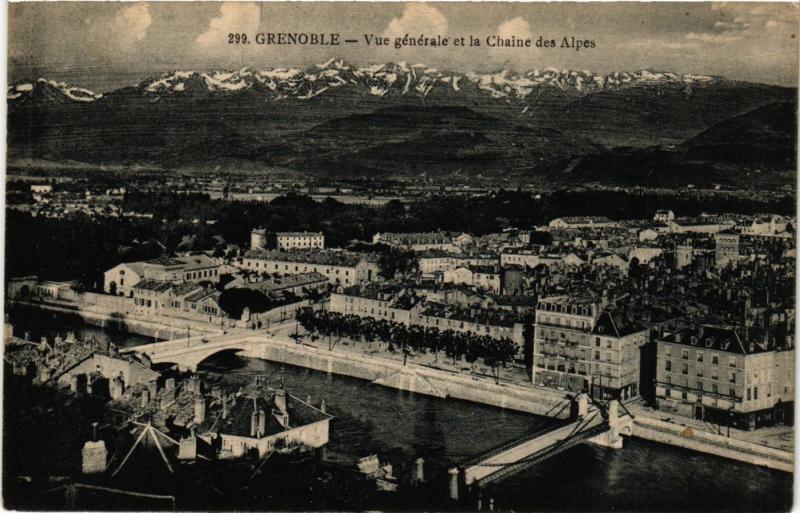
[7,2,800,92]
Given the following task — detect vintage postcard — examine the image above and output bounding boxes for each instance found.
[4,1,798,511]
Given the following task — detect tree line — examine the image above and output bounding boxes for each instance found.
[295,307,518,383]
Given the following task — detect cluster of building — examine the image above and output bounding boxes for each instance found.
[3,330,331,466]
[322,212,795,429]
[9,211,796,430]
[8,183,151,220]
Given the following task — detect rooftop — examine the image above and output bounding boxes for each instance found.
[244,248,375,267]
[379,231,455,245]
[243,272,328,293]
[215,387,330,439]
[185,287,220,303]
[277,231,324,238]
[659,324,779,355]
[421,301,523,327]
[133,279,174,293]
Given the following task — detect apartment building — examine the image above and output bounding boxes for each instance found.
[655,324,794,429]
[532,295,649,400]
[330,284,420,325]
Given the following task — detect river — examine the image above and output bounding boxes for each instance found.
[6,313,794,511]
[197,353,793,512]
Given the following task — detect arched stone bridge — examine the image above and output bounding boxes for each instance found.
[121,332,259,372]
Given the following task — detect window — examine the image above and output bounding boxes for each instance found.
[594,351,600,361]
[712,384,718,394]
[665,360,672,371]
[696,352,704,363]
[666,375,672,384]
[682,349,689,360]
[747,388,751,400]
[728,372,736,384]
[753,386,758,400]
[606,339,612,349]
[728,357,737,368]
[696,365,704,377]
[595,337,600,347]
[681,363,688,375]
[712,355,719,365]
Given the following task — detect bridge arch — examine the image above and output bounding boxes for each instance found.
[135,339,255,373]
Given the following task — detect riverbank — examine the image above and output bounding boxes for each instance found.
[8,299,222,340]
[632,415,793,473]
[242,333,574,419]
[245,333,794,472]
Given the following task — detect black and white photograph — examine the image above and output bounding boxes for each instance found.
[3,1,798,511]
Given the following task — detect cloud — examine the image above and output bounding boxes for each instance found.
[685,32,743,43]
[496,17,533,41]
[765,19,791,30]
[383,4,448,38]
[112,3,152,48]
[196,3,261,47]
[617,38,700,51]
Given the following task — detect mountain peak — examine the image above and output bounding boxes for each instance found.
[8,78,102,104]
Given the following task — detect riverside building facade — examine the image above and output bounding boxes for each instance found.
[532,295,649,401]
[655,324,795,429]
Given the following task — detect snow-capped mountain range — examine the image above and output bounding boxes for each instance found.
[8,59,720,105]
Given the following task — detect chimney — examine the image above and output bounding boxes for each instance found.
[194,396,206,424]
[222,395,229,419]
[257,409,266,436]
[274,390,287,415]
[92,422,99,442]
[250,410,259,437]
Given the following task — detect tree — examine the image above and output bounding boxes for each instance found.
[219,288,273,318]
[484,337,518,384]
[378,248,419,280]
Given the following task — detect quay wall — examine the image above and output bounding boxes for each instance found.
[243,336,793,472]
[243,336,573,419]
[632,416,793,473]
[8,300,220,340]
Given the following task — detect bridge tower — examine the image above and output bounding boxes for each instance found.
[590,399,624,449]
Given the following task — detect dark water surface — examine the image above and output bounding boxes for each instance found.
[200,353,793,513]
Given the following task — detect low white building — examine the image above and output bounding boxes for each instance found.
[653,210,675,223]
[237,249,380,286]
[442,265,501,294]
[104,262,147,297]
[548,217,617,229]
[251,229,325,251]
